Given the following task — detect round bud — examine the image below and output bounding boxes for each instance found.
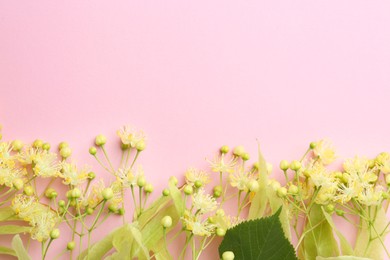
[213,190,222,198]
[222,251,235,260]
[13,178,24,190]
[248,180,259,192]
[58,200,66,208]
[288,184,299,195]
[169,176,178,186]
[45,188,56,199]
[162,189,170,196]
[60,147,72,159]
[50,229,60,239]
[33,139,43,148]
[66,190,72,199]
[88,172,96,180]
[121,143,130,150]
[252,162,260,170]
[102,188,114,200]
[220,145,229,154]
[23,185,34,196]
[67,241,75,251]
[144,183,154,193]
[279,160,290,171]
[270,180,281,191]
[137,177,146,187]
[95,134,107,146]
[108,204,118,213]
[161,216,173,228]
[183,185,193,195]
[335,209,345,216]
[241,152,250,161]
[42,143,51,151]
[86,207,94,215]
[309,142,317,149]
[214,185,223,194]
[216,228,226,237]
[89,147,97,155]
[382,192,389,199]
[58,142,69,150]
[118,208,125,215]
[325,204,335,213]
[71,188,81,199]
[11,140,24,151]
[290,160,302,171]
[136,140,146,151]
[276,187,287,198]
[194,180,203,188]
[233,146,245,157]
[58,207,65,214]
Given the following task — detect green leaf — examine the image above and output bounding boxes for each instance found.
[0,246,16,256]
[0,225,31,235]
[0,207,17,221]
[219,208,298,260]
[321,208,353,255]
[12,234,31,260]
[354,206,387,260]
[299,204,339,260]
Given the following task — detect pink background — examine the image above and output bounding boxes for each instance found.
[1,1,390,259]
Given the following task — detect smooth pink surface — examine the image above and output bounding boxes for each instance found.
[1,1,390,259]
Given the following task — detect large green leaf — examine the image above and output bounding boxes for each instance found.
[354,206,387,260]
[321,208,353,256]
[0,225,31,235]
[219,208,297,260]
[11,235,31,260]
[299,204,339,260]
[0,246,16,256]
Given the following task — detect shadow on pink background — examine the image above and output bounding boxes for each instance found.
[1,1,390,259]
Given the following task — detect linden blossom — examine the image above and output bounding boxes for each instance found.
[0,126,390,260]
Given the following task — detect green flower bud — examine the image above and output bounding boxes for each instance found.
[58,200,66,208]
[194,180,203,188]
[11,140,24,151]
[89,147,97,155]
[42,142,51,151]
[276,187,287,198]
[279,160,290,171]
[58,142,69,150]
[161,216,173,228]
[23,185,34,196]
[50,229,60,239]
[183,185,193,195]
[213,190,222,198]
[309,142,317,149]
[144,183,154,193]
[71,188,81,198]
[136,140,146,151]
[60,147,72,159]
[162,189,170,196]
[216,227,226,237]
[137,177,146,187]
[325,204,335,213]
[233,146,245,157]
[67,241,75,250]
[33,139,43,148]
[222,251,235,260]
[118,208,125,215]
[241,152,250,161]
[121,143,130,150]
[86,208,94,215]
[288,184,299,195]
[13,178,24,190]
[336,209,345,216]
[108,204,118,212]
[220,145,229,154]
[88,172,96,179]
[45,188,56,199]
[102,188,114,200]
[290,160,302,171]
[95,134,107,146]
[252,162,260,170]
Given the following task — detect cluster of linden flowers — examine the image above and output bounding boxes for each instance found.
[267,140,390,259]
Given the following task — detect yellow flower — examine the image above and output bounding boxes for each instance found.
[308,162,338,189]
[107,180,124,211]
[33,151,61,178]
[185,168,210,186]
[229,168,254,191]
[313,140,336,165]
[208,154,237,173]
[117,125,146,148]
[60,162,89,186]
[376,152,390,174]
[192,189,218,214]
[84,179,105,208]
[17,146,39,165]
[343,157,377,187]
[182,212,216,237]
[357,186,383,206]
[115,166,143,187]
[0,162,27,188]
[0,142,13,161]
